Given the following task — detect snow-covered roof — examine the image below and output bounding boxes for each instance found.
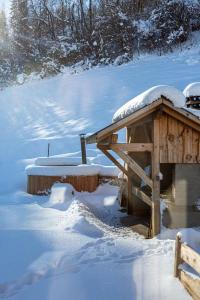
[26,164,120,177]
[182,107,200,118]
[112,85,185,122]
[183,82,200,97]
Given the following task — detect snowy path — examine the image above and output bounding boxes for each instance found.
[0,185,190,300]
[0,44,199,299]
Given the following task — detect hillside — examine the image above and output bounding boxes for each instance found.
[2,0,200,87]
[0,35,200,192]
[0,40,199,299]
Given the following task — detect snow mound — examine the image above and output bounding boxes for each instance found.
[26,164,120,177]
[35,155,82,166]
[183,82,200,97]
[71,216,104,238]
[113,85,185,122]
[44,183,74,210]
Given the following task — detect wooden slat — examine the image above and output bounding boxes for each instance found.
[163,104,200,134]
[27,175,99,194]
[181,243,200,275]
[98,146,129,176]
[177,119,184,163]
[183,127,193,163]
[159,112,168,163]
[105,143,153,152]
[192,130,199,163]
[112,149,153,189]
[132,186,152,207]
[179,270,200,300]
[167,114,176,162]
[159,112,200,163]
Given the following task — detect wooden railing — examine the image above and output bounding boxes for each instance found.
[174,234,200,300]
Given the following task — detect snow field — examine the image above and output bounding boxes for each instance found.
[0,184,191,300]
[1,38,200,299]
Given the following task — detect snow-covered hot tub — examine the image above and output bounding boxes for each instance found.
[26,160,119,194]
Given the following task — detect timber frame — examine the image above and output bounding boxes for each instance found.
[86,97,200,237]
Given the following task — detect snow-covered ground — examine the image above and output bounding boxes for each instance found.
[0,184,191,300]
[1,40,200,299]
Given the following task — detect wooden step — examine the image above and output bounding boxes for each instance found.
[120,215,151,238]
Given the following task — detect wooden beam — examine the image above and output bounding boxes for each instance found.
[86,133,98,144]
[181,243,200,275]
[132,186,152,207]
[104,143,153,152]
[151,115,161,236]
[174,234,182,277]
[112,149,153,189]
[99,134,118,145]
[179,270,200,300]
[98,146,128,177]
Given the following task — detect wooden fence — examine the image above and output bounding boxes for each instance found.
[174,234,200,300]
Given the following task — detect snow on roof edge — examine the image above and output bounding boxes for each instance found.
[112,85,185,123]
[183,82,200,97]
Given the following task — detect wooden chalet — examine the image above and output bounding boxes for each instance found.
[86,97,200,237]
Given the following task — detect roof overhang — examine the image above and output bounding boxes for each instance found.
[86,98,200,144]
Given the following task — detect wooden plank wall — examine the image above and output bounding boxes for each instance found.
[159,112,200,163]
[28,175,99,194]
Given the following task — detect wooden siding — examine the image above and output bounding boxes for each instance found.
[159,112,200,163]
[28,175,99,194]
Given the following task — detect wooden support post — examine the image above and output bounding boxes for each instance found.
[47,143,50,157]
[80,134,87,164]
[174,234,182,277]
[151,115,161,236]
[127,127,132,213]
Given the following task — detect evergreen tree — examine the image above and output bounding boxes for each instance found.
[10,0,30,52]
[0,9,8,42]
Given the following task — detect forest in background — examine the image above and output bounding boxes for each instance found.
[1,0,200,87]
